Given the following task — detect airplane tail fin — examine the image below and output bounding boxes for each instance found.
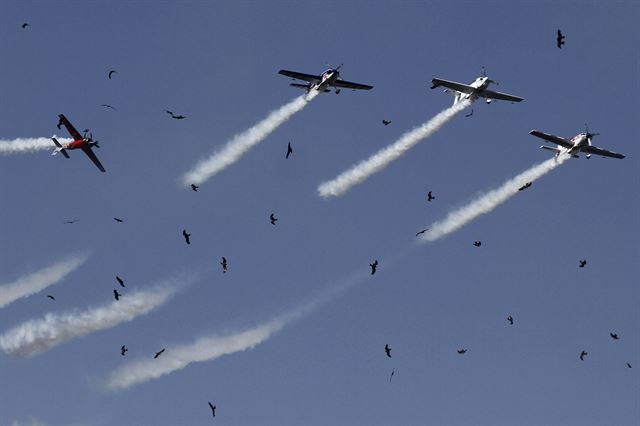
[51,138,69,158]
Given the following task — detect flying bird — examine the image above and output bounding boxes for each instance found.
[457,348,467,354]
[121,345,128,356]
[63,219,79,224]
[108,70,117,79]
[389,369,395,382]
[518,182,532,191]
[473,241,482,247]
[191,183,199,192]
[384,344,392,358]
[580,350,588,361]
[465,109,474,118]
[370,260,378,275]
[101,104,116,110]
[415,228,429,237]
[113,217,124,223]
[286,142,293,159]
[382,119,391,126]
[556,29,565,48]
[182,229,191,244]
[114,289,122,301]
[221,257,228,273]
[154,348,165,359]
[208,402,216,417]
[270,213,278,225]
[427,191,435,202]
[116,276,125,287]
[165,110,186,120]
[579,259,587,268]
[21,22,30,29]
[507,315,514,325]
[610,332,620,340]
[46,295,55,300]
[626,363,632,369]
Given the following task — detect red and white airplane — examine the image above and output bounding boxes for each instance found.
[530,127,625,159]
[278,65,373,94]
[52,114,106,172]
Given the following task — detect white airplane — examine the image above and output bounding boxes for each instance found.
[530,127,625,159]
[278,65,373,94]
[430,70,524,105]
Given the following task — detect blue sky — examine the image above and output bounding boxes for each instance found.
[1,1,638,425]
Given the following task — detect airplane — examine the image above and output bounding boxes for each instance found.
[430,69,524,105]
[52,114,106,172]
[278,64,373,94]
[529,127,625,159]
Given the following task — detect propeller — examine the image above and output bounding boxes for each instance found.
[481,67,498,85]
[326,62,343,72]
[584,123,599,144]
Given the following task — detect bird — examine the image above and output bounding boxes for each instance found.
[457,348,467,354]
[121,345,128,356]
[114,289,122,301]
[427,191,435,202]
[116,276,125,287]
[507,315,514,325]
[108,70,117,79]
[556,29,565,49]
[208,402,216,417]
[165,110,186,119]
[473,241,482,247]
[465,109,474,118]
[579,259,587,268]
[610,332,620,340]
[382,119,391,126]
[154,348,165,359]
[113,217,124,223]
[221,257,228,273]
[415,228,429,237]
[191,183,199,192]
[518,182,532,191]
[580,350,588,361]
[286,142,293,159]
[384,344,392,358]
[21,22,30,29]
[182,229,191,244]
[63,219,79,224]
[270,213,278,225]
[370,260,378,275]
[626,363,632,369]
[101,104,116,110]
[389,369,395,382]
[46,295,55,300]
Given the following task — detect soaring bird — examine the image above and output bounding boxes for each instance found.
[465,109,474,118]
[556,29,565,48]
[610,332,620,340]
[286,142,293,159]
[116,276,125,287]
[427,191,435,202]
[415,228,429,237]
[154,348,165,359]
[518,182,532,191]
[101,104,116,110]
[507,315,514,325]
[208,402,216,417]
[579,260,587,268]
[370,260,378,275]
[63,219,79,224]
[165,110,186,120]
[384,344,392,358]
[114,289,122,301]
[580,350,588,361]
[457,348,467,354]
[47,295,55,301]
[108,70,117,79]
[382,119,391,126]
[21,22,30,29]
[270,213,278,225]
[121,345,128,356]
[626,363,632,369]
[182,229,191,244]
[191,183,199,192]
[114,217,124,223]
[473,241,482,247]
[221,257,228,273]
[389,369,395,382]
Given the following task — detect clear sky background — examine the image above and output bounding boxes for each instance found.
[1,1,638,425]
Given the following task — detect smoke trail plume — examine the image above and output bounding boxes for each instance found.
[318,100,470,198]
[0,137,70,155]
[0,253,90,309]
[420,154,570,242]
[182,92,319,185]
[0,284,179,357]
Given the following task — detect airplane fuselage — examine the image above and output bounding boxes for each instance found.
[313,69,340,92]
[60,138,96,151]
[455,76,493,103]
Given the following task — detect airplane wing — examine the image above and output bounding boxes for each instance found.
[582,145,625,159]
[529,130,573,149]
[331,79,373,90]
[278,70,321,84]
[81,146,106,172]
[480,89,524,103]
[57,114,83,141]
[430,78,475,94]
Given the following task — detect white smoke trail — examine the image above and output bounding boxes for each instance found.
[0,253,90,309]
[420,154,570,242]
[318,100,471,198]
[182,91,319,185]
[0,137,70,155]
[0,284,179,357]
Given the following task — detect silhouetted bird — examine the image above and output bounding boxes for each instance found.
[610,332,620,340]
[507,315,514,325]
[47,295,55,300]
[270,213,278,225]
[382,119,391,126]
[165,110,186,119]
[221,257,228,273]
[116,276,125,287]
[114,217,123,223]
[427,191,435,202]
[626,363,632,369]
[389,368,395,382]
[580,350,588,361]
[154,348,165,359]
[114,289,122,301]
[286,142,293,159]
[370,260,378,275]
[415,228,429,236]
[579,260,587,268]
[518,182,532,191]
[457,349,467,354]
[465,109,474,118]
[384,344,392,358]
[208,402,216,417]
[191,183,199,192]
[101,104,116,110]
[21,23,30,29]
[182,229,191,244]
[473,241,482,247]
[121,345,128,356]
[63,219,79,224]
[108,70,117,79]
[557,30,565,48]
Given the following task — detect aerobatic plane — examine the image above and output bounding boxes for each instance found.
[430,69,524,105]
[530,127,625,159]
[52,114,106,172]
[278,64,373,94]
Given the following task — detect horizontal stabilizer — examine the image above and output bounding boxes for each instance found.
[51,138,70,158]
